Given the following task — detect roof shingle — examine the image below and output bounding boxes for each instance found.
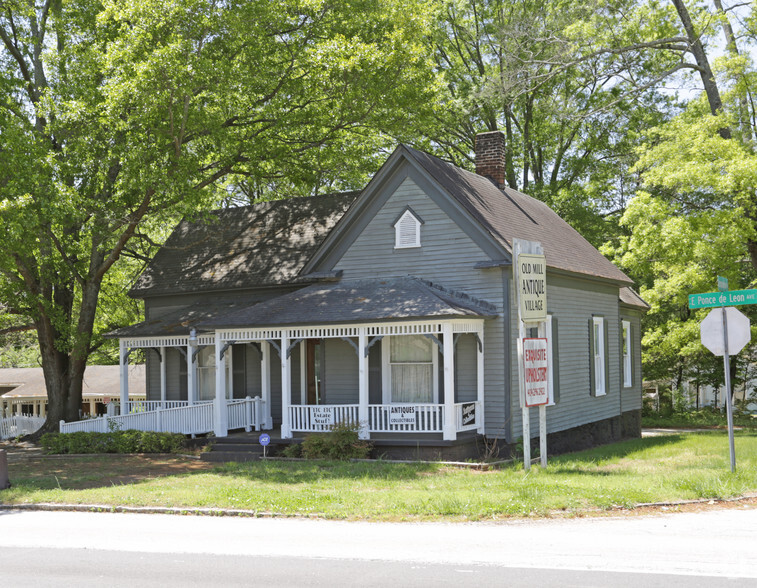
[130,192,358,298]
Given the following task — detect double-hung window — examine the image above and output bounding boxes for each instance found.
[592,316,606,396]
[622,320,632,388]
[389,335,434,403]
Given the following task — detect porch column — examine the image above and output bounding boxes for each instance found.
[476,325,485,434]
[160,346,167,408]
[187,340,196,406]
[261,341,273,429]
[88,399,96,417]
[119,339,129,416]
[41,401,46,417]
[442,323,456,440]
[358,328,369,440]
[213,335,228,437]
[281,331,292,438]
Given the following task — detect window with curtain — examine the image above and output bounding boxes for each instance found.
[196,347,232,401]
[197,346,216,401]
[390,335,433,403]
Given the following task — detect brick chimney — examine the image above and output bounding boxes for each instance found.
[475,131,506,189]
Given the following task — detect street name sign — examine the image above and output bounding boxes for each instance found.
[718,276,729,292]
[688,289,757,309]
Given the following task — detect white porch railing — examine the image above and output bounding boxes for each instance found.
[369,404,443,433]
[120,400,212,413]
[227,397,264,432]
[290,404,360,433]
[289,404,473,434]
[1,415,46,440]
[59,397,262,436]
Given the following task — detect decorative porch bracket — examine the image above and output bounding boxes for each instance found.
[175,347,187,360]
[340,337,359,356]
[424,334,444,355]
[267,339,282,358]
[286,338,303,359]
[219,340,237,360]
[453,333,483,352]
[150,347,162,362]
[191,346,203,364]
[365,335,383,357]
[247,341,262,356]
[123,348,135,361]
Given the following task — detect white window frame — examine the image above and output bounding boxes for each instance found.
[593,316,606,397]
[622,320,632,388]
[381,335,439,404]
[393,209,421,249]
[197,346,232,401]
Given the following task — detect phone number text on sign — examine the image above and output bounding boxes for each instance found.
[523,337,549,407]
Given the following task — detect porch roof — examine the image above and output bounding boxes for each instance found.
[199,277,497,329]
[104,298,254,338]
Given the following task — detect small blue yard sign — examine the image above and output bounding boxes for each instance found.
[259,433,271,446]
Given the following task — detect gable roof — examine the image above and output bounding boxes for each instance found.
[199,277,497,329]
[401,146,633,285]
[129,192,359,298]
[619,287,650,310]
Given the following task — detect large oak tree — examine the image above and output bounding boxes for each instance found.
[0,0,440,432]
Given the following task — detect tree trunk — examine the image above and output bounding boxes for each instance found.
[671,0,730,138]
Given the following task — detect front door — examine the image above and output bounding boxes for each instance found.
[306,339,322,404]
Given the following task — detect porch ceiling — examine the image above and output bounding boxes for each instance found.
[199,277,497,330]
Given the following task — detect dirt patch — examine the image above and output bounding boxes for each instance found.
[2,441,214,490]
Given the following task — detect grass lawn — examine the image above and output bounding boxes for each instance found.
[3,430,757,521]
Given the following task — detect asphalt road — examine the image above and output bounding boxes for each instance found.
[1,507,756,587]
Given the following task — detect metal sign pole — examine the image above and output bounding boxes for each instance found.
[721,307,736,472]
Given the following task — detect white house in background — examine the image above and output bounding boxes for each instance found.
[0,365,146,419]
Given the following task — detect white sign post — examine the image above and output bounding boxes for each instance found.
[514,238,549,470]
[700,306,750,472]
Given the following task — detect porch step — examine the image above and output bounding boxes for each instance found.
[200,433,290,463]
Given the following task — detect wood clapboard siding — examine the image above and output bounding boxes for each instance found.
[455,333,478,403]
[510,275,625,439]
[331,176,508,437]
[323,338,359,404]
[620,312,643,411]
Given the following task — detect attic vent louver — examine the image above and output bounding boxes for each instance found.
[393,207,423,249]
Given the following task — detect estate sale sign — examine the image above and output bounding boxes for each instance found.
[523,338,549,407]
[311,406,335,426]
[518,253,547,321]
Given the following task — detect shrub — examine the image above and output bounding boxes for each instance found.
[281,443,303,458]
[300,421,372,460]
[40,431,186,454]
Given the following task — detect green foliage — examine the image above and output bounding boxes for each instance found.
[39,431,186,454]
[299,422,373,460]
[281,443,303,458]
[0,0,441,424]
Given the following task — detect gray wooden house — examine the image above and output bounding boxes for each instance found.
[106,131,647,457]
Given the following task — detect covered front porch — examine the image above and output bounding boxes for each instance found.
[101,277,494,442]
[112,319,485,441]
